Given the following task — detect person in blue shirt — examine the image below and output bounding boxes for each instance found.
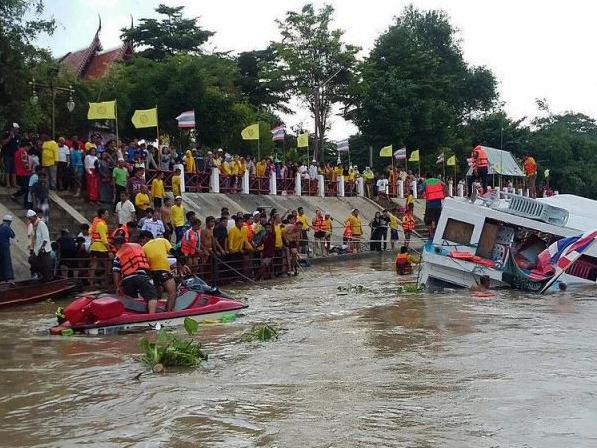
[0,215,16,284]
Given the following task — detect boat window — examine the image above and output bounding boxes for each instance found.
[442,218,474,245]
[477,221,500,258]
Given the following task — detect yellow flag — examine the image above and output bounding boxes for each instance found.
[241,123,260,140]
[297,132,309,148]
[88,101,116,120]
[409,150,420,162]
[131,107,158,128]
[379,145,393,157]
[447,155,456,166]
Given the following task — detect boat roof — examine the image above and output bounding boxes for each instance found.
[538,194,597,231]
[466,146,525,177]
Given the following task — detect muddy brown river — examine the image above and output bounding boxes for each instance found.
[1,255,596,447]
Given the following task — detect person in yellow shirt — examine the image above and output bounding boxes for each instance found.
[227,216,253,276]
[362,166,374,198]
[171,195,185,242]
[255,159,267,177]
[172,167,182,197]
[324,212,333,253]
[220,155,232,191]
[333,165,343,182]
[344,208,363,253]
[151,171,165,208]
[134,185,151,219]
[384,208,400,250]
[296,207,310,255]
[89,208,110,287]
[41,134,59,189]
[139,230,178,311]
[184,150,195,173]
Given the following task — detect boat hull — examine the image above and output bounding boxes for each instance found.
[0,278,78,308]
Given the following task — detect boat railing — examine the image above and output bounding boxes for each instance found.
[491,192,569,226]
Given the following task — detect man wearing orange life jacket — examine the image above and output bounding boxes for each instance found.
[395,245,418,275]
[523,154,537,198]
[112,236,158,313]
[423,176,445,238]
[467,144,489,199]
[401,203,416,248]
[109,222,136,253]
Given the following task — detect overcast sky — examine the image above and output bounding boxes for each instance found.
[41,0,597,139]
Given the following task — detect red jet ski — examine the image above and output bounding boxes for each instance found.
[50,277,247,336]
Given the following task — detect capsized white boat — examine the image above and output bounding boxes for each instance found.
[419,193,597,293]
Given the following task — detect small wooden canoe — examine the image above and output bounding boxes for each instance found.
[0,278,79,308]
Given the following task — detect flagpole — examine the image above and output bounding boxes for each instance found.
[155,104,161,167]
[391,150,395,196]
[114,100,119,146]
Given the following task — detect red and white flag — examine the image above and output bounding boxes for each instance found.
[271,125,286,141]
[176,110,195,128]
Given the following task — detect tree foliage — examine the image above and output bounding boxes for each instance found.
[273,3,359,159]
[350,6,498,170]
[121,4,214,60]
[0,0,55,129]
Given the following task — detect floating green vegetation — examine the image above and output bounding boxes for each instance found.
[337,284,369,294]
[398,283,424,294]
[244,323,280,342]
[139,317,207,373]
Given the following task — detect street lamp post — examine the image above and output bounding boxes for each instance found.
[312,68,343,163]
[29,70,75,139]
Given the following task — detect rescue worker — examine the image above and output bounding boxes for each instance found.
[402,203,416,248]
[89,208,110,288]
[470,275,491,293]
[423,175,445,238]
[311,209,327,257]
[467,144,489,199]
[395,246,418,275]
[138,230,179,312]
[112,236,158,313]
[109,221,136,253]
[523,154,537,198]
[180,217,202,271]
[344,209,362,253]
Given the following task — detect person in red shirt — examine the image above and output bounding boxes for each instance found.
[11,142,31,206]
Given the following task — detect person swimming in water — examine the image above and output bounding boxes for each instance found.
[470,275,491,293]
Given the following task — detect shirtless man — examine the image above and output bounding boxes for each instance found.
[161,197,173,242]
[283,215,301,276]
[202,216,216,262]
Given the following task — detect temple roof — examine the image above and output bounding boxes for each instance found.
[58,16,132,79]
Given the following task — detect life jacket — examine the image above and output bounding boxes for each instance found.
[524,157,537,176]
[90,217,107,243]
[109,225,130,253]
[181,228,201,256]
[473,145,488,169]
[244,223,254,243]
[425,178,445,201]
[402,213,415,232]
[313,216,325,232]
[343,223,352,239]
[395,253,413,274]
[116,243,150,277]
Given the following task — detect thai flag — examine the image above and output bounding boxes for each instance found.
[176,110,195,128]
[393,147,406,160]
[336,139,349,153]
[436,153,444,164]
[531,230,597,279]
[271,125,285,141]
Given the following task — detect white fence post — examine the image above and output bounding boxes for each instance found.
[295,173,302,196]
[338,176,345,197]
[317,174,325,197]
[398,180,404,198]
[210,167,220,193]
[448,182,453,197]
[269,170,277,195]
[411,180,418,199]
[356,177,364,197]
[457,183,464,197]
[517,188,523,196]
[242,170,250,194]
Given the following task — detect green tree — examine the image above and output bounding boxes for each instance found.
[0,0,55,129]
[273,3,359,160]
[236,47,292,114]
[350,6,498,171]
[121,4,214,60]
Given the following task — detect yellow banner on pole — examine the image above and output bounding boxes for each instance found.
[241,123,260,140]
[447,155,456,166]
[297,132,309,148]
[409,150,420,162]
[88,101,116,120]
[131,107,158,128]
[379,145,393,157]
